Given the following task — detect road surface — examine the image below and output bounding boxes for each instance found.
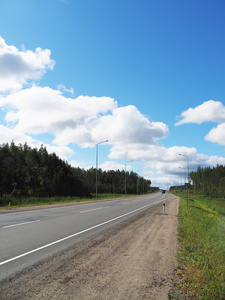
[0,192,171,281]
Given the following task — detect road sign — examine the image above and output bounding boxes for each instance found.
[185,183,190,189]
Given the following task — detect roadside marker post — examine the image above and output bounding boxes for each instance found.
[163,203,165,215]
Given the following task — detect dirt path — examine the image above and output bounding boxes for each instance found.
[0,195,179,300]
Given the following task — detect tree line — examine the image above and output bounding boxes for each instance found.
[190,164,225,198]
[0,143,152,202]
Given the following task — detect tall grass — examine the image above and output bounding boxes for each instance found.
[174,195,225,299]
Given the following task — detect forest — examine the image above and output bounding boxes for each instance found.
[190,165,225,198]
[170,164,225,198]
[0,142,152,204]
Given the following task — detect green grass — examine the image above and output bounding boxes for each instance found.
[174,195,225,299]
[0,193,128,209]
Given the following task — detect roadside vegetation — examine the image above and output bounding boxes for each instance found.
[191,164,225,199]
[172,193,225,299]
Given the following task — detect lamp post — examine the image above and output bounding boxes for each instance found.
[179,154,190,204]
[179,166,186,198]
[125,160,132,196]
[179,166,186,186]
[96,140,108,199]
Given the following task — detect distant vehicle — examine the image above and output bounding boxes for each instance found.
[161,190,166,194]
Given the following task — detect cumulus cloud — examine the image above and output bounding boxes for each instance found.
[133,145,225,189]
[0,124,35,145]
[0,36,55,93]
[175,100,225,146]
[0,86,117,137]
[205,123,225,145]
[91,105,169,146]
[52,104,169,148]
[175,100,225,126]
[0,124,73,160]
[0,87,169,150]
[149,176,174,189]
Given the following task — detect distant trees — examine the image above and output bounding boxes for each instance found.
[0,142,152,200]
[190,164,225,198]
[95,169,151,194]
[0,142,89,198]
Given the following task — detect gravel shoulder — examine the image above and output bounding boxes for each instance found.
[0,195,180,300]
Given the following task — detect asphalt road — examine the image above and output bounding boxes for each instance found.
[0,192,172,281]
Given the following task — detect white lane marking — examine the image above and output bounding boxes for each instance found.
[132,199,140,202]
[3,220,40,229]
[80,207,105,213]
[0,201,161,266]
[121,202,129,205]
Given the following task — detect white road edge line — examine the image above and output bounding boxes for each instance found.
[0,200,163,266]
[3,220,40,229]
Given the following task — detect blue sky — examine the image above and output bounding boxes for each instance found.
[1,0,225,189]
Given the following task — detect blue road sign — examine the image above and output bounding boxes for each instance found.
[185,183,190,189]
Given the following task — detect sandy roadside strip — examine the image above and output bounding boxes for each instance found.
[0,195,180,300]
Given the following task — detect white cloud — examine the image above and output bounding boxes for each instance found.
[142,146,197,174]
[150,176,174,189]
[100,161,127,171]
[114,143,225,178]
[175,100,225,126]
[0,124,35,145]
[92,105,169,146]
[57,84,74,95]
[205,123,225,145]
[44,144,73,161]
[0,124,73,160]
[0,36,55,93]
[196,152,225,166]
[175,100,225,147]
[129,145,225,189]
[70,159,94,170]
[0,86,117,139]
[0,87,168,150]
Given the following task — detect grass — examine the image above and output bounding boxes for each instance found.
[172,194,225,299]
[0,193,130,209]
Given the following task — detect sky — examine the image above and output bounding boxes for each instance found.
[0,0,225,189]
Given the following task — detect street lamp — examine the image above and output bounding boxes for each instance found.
[179,154,189,182]
[179,153,190,204]
[125,160,132,196]
[179,166,186,198]
[96,140,108,199]
[179,166,186,186]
